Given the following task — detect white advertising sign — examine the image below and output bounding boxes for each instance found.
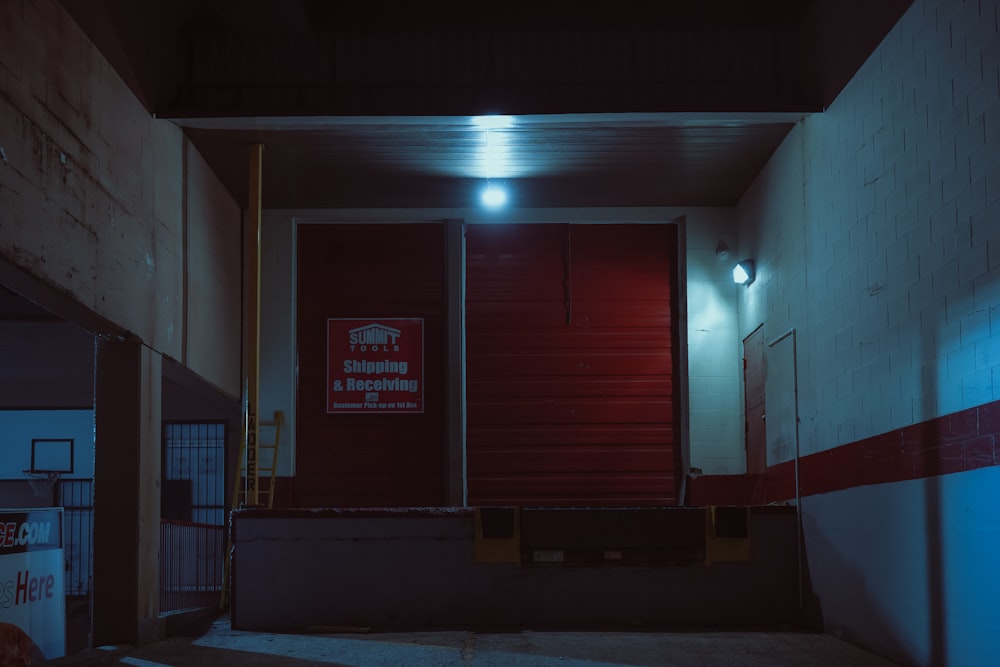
[0,508,65,663]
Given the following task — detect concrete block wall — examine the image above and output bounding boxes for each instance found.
[736,127,808,467]
[682,209,744,474]
[0,0,242,397]
[806,0,1000,451]
[737,0,1000,663]
[741,0,1000,457]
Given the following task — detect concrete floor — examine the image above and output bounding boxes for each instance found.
[48,614,902,667]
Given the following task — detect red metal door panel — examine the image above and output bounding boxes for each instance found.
[472,446,675,473]
[295,223,446,507]
[469,397,675,425]
[470,350,672,377]
[466,223,680,507]
[471,425,673,447]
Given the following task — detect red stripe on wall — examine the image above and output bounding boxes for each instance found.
[687,400,1000,506]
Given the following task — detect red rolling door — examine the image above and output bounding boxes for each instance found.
[466,223,680,507]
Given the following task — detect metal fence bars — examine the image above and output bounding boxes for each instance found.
[159,519,225,613]
[58,479,93,597]
[162,421,226,525]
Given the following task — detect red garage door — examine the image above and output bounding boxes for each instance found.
[295,223,446,507]
[466,223,680,507]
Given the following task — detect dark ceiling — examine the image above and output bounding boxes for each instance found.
[57,0,912,210]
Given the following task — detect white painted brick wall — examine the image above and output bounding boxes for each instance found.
[683,209,745,475]
[740,0,1000,454]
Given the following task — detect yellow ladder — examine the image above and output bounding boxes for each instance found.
[221,410,283,609]
[231,410,283,510]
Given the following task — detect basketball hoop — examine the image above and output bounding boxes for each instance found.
[23,470,61,497]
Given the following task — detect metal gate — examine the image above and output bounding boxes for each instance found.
[162,421,226,525]
[160,421,226,613]
[58,479,93,597]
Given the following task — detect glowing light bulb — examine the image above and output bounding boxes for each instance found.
[481,184,507,208]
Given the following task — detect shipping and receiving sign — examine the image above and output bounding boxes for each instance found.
[0,508,65,663]
[327,318,424,413]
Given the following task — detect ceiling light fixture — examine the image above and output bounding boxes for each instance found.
[481,183,507,208]
[474,115,514,209]
[472,115,515,130]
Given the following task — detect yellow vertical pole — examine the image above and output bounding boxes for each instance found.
[245,143,264,506]
[223,144,264,610]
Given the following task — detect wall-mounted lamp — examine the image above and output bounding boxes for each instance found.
[732,259,755,285]
[715,241,730,260]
